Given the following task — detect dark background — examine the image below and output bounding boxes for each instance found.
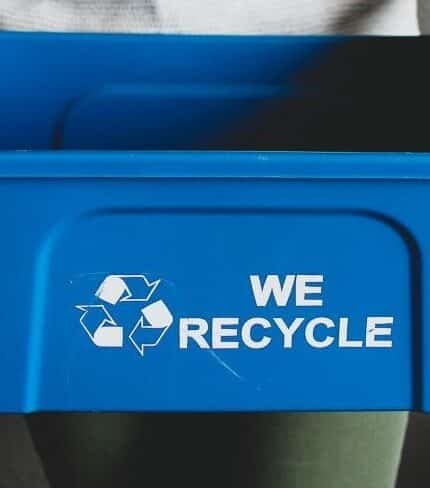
[397,414,430,486]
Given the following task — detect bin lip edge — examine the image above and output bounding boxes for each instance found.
[0,150,429,179]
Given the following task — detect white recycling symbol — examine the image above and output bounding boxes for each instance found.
[76,275,173,357]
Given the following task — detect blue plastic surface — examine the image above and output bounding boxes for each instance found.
[0,32,335,151]
[0,33,428,413]
[0,150,427,413]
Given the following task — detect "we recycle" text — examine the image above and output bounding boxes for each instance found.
[179,275,394,350]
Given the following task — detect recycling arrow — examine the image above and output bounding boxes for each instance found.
[76,274,173,356]
[129,300,173,356]
[96,275,160,305]
[76,304,123,348]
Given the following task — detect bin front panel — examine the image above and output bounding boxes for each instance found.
[45,205,411,411]
[0,152,421,412]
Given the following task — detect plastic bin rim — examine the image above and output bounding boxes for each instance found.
[0,151,429,179]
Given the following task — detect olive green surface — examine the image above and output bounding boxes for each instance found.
[256,413,408,488]
[27,412,408,488]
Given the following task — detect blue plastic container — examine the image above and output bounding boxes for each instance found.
[0,33,429,413]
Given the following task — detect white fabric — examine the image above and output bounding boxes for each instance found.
[0,0,420,35]
[158,0,419,34]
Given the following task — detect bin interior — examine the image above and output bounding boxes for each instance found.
[1,34,429,152]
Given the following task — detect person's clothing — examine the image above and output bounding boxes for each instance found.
[257,413,409,488]
[0,1,417,487]
[0,416,48,488]
[0,0,421,34]
[26,413,408,488]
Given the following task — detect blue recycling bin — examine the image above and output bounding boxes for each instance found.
[0,33,429,413]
